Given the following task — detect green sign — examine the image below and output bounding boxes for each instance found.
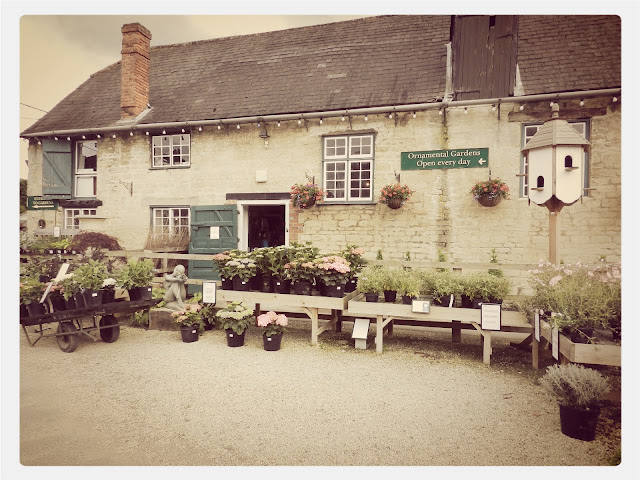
[27,196,59,210]
[401,148,489,170]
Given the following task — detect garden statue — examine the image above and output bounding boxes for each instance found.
[163,264,188,311]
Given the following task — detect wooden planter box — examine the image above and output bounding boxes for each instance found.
[538,319,621,367]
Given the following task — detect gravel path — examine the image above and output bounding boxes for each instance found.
[19,319,618,467]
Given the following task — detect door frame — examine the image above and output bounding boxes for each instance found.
[236,200,290,251]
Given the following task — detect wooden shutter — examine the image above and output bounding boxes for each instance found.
[42,139,72,196]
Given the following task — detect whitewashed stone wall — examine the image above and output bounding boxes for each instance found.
[27,98,621,283]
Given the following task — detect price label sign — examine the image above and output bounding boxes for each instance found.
[481,303,502,331]
[534,311,540,342]
[202,281,217,304]
[552,328,559,360]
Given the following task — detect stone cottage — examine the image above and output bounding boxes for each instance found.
[21,15,621,287]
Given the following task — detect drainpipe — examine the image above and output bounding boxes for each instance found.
[21,88,621,138]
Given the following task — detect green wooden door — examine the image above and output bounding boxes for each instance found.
[188,205,238,295]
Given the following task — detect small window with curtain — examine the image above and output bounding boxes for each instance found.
[152,134,191,168]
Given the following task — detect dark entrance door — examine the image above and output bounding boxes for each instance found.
[247,205,285,250]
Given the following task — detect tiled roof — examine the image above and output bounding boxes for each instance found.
[21,15,621,136]
[517,15,621,95]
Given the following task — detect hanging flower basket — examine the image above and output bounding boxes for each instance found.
[290,183,325,209]
[475,195,502,207]
[379,183,414,209]
[470,178,509,207]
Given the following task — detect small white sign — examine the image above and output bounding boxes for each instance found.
[552,328,559,360]
[411,300,430,314]
[481,303,502,331]
[202,281,217,304]
[534,312,540,342]
[209,226,220,240]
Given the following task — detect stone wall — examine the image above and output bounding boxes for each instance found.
[26,97,621,279]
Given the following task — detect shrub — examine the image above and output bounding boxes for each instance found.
[357,266,383,294]
[72,259,109,291]
[117,258,155,290]
[396,269,422,298]
[69,231,122,253]
[539,364,610,408]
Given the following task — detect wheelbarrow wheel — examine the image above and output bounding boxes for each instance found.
[99,315,120,343]
[57,321,79,353]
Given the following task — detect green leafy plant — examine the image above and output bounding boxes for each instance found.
[488,248,504,277]
[265,245,295,280]
[339,244,367,278]
[436,249,447,272]
[216,301,254,335]
[19,276,45,304]
[378,183,415,205]
[539,364,610,408]
[73,259,109,291]
[171,303,206,333]
[223,253,257,281]
[430,270,460,300]
[117,258,155,290]
[249,247,274,276]
[285,258,317,283]
[378,266,401,291]
[56,273,81,300]
[212,250,238,279]
[356,266,383,294]
[396,269,421,298]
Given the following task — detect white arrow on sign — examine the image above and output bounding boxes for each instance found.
[478,158,486,165]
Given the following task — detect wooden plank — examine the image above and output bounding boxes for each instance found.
[217,289,357,310]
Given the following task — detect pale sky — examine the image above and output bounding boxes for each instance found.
[18,14,371,179]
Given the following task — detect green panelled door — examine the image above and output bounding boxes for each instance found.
[188,205,238,295]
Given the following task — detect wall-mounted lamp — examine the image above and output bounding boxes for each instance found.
[520,104,525,111]
[412,111,416,118]
[579,99,584,106]
[364,115,368,121]
[464,107,468,114]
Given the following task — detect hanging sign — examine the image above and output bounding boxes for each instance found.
[481,303,502,331]
[401,148,489,170]
[27,196,59,210]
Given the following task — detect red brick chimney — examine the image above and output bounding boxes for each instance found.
[120,23,152,119]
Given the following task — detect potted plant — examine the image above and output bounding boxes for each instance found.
[224,253,257,291]
[470,177,510,207]
[265,246,295,293]
[257,311,288,351]
[378,183,414,209]
[57,273,82,309]
[430,270,459,306]
[101,277,118,304]
[378,266,402,302]
[340,244,366,292]
[357,266,382,302]
[397,269,422,304]
[285,258,317,295]
[249,247,274,292]
[290,182,326,209]
[47,282,67,311]
[73,259,108,306]
[20,276,46,316]
[539,364,611,441]
[216,301,254,347]
[212,251,235,289]
[117,258,155,301]
[171,303,206,343]
[313,255,351,297]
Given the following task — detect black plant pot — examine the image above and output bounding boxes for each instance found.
[401,295,415,305]
[383,290,397,303]
[294,280,312,295]
[460,295,474,308]
[129,286,152,301]
[251,273,263,291]
[20,303,29,318]
[102,289,116,304]
[559,404,601,441]
[74,293,86,308]
[232,277,251,291]
[273,279,291,294]
[180,325,199,343]
[221,276,234,290]
[263,333,283,351]
[83,289,104,306]
[26,301,47,316]
[315,278,327,295]
[260,275,274,293]
[472,298,484,309]
[365,293,379,303]
[225,329,246,347]
[49,294,67,311]
[325,283,345,298]
[345,278,358,293]
[65,296,77,310]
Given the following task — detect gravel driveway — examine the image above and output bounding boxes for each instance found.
[19,319,620,467]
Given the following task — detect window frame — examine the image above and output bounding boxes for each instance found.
[73,140,97,198]
[322,134,375,203]
[64,208,97,230]
[520,119,590,198]
[151,206,191,236]
[151,134,191,168]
